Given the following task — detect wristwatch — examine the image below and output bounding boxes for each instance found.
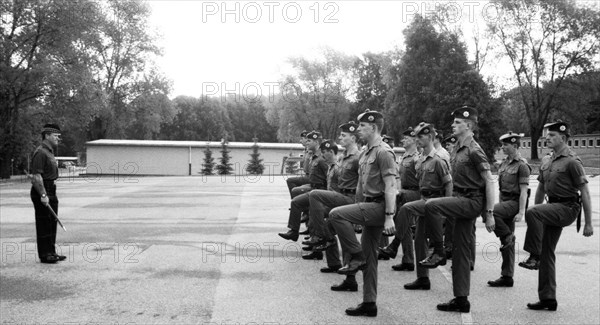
[385,212,395,216]
[486,209,493,214]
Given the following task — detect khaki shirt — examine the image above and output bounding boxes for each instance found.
[399,149,419,189]
[308,153,329,186]
[358,138,397,198]
[416,149,451,191]
[337,149,360,190]
[450,134,490,190]
[327,162,340,192]
[498,153,530,195]
[538,146,587,198]
[31,141,59,181]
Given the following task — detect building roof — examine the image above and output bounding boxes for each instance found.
[86,139,305,150]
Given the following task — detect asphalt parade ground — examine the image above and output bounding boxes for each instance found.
[1,175,599,325]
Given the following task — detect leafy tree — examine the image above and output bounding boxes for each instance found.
[0,0,103,178]
[353,52,391,117]
[245,139,264,175]
[201,144,215,175]
[216,138,233,175]
[487,0,600,159]
[265,47,357,141]
[385,15,503,160]
[284,157,299,175]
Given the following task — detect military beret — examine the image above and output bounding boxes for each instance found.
[42,123,61,134]
[339,121,358,133]
[499,131,524,144]
[451,105,478,122]
[402,127,415,137]
[306,130,322,140]
[357,109,384,123]
[319,139,336,151]
[300,130,309,138]
[413,122,434,136]
[443,134,457,145]
[382,135,395,144]
[543,120,569,135]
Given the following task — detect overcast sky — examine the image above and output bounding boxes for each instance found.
[147,1,513,99]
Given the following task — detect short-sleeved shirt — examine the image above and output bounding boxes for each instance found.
[358,138,398,198]
[327,162,340,192]
[415,149,451,191]
[435,146,451,169]
[337,149,360,190]
[538,146,588,199]
[451,134,490,190]
[31,141,58,181]
[308,153,329,186]
[498,153,531,195]
[399,149,419,189]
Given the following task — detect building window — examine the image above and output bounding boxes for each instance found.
[568,140,572,146]
[582,139,586,147]
[575,140,579,147]
[596,138,600,147]
[589,138,594,148]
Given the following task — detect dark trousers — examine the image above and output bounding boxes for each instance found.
[493,199,519,277]
[425,194,482,297]
[389,190,421,264]
[402,199,430,278]
[444,215,476,267]
[286,176,309,197]
[30,185,58,259]
[330,201,385,303]
[524,202,578,300]
[288,192,311,232]
[308,190,354,268]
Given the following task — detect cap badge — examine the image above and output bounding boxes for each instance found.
[368,115,374,122]
[463,111,469,118]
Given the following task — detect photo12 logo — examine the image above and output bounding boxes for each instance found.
[201,1,340,23]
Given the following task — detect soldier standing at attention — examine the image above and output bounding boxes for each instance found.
[329,109,397,317]
[487,131,531,288]
[421,106,495,313]
[30,123,66,264]
[521,121,593,311]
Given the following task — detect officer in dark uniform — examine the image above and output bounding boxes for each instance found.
[278,131,329,245]
[286,130,311,196]
[306,122,360,290]
[30,124,66,264]
[521,121,593,311]
[400,122,452,291]
[488,131,531,287]
[422,106,495,313]
[378,128,420,271]
[329,109,397,317]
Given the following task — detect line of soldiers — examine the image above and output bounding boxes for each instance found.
[278,106,593,317]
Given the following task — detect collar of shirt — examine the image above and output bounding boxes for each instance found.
[457,133,474,149]
[506,152,523,164]
[343,147,359,159]
[365,137,383,154]
[552,145,570,160]
[42,140,54,154]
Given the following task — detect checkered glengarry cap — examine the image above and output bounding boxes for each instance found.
[357,109,383,123]
[339,121,358,134]
[451,105,478,122]
[402,127,415,137]
[543,120,569,136]
[306,130,322,140]
[413,122,434,136]
[42,123,61,134]
[499,131,524,144]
